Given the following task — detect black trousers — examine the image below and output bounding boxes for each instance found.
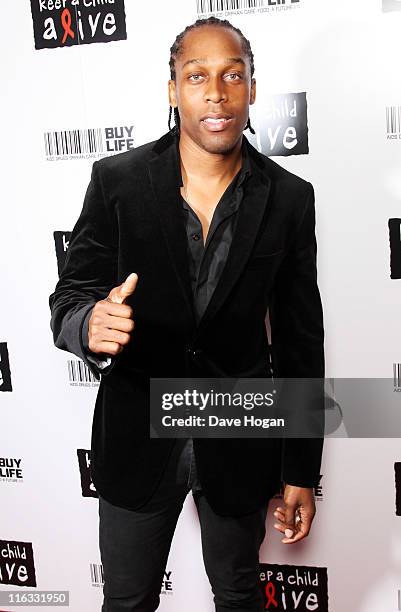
[98,438,268,612]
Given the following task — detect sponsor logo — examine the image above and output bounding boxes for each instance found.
[395,462,401,516]
[0,541,36,587]
[389,219,401,279]
[386,106,401,140]
[0,458,23,483]
[259,563,328,611]
[68,359,99,386]
[197,0,301,17]
[89,562,173,594]
[394,363,401,391]
[256,92,309,156]
[30,0,127,50]
[90,563,104,587]
[53,231,71,276]
[44,125,134,161]
[161,571,173,596]
[77,449,97,497]
[0,344,12,392]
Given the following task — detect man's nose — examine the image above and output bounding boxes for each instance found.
[204,76,227,103]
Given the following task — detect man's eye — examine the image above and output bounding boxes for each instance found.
[188,73,242,82]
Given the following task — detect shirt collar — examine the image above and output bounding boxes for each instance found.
[176,136,252,208]
[237,136,252,187]
[176,134,252,191]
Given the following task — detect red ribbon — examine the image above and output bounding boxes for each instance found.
[265,581,278,609]
[61,8,75,44]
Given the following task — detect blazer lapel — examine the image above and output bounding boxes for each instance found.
[147,131,272,337]
[147,132,196,325]
[193,158,272,340]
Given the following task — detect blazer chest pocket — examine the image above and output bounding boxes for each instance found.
[246,249,284,270]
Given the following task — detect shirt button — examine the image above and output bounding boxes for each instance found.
[186,347,202,357]
[191,233,201,241]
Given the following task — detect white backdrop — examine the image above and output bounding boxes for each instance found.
[1,0,401,610]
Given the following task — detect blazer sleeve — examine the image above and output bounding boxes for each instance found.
[48,160,119,381]
[269,182,325,488]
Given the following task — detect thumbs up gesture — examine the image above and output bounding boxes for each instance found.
[87,273,138,356]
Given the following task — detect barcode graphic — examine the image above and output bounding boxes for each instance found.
[90,563,104,585]
[44,128,104,157]
[68,359,97,384]
[394,363,401,389]
[197,0,265,12]
[386,106,401,134]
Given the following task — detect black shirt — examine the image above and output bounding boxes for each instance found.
[179,138,252,324]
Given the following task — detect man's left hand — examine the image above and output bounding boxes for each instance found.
[273,484,316,544]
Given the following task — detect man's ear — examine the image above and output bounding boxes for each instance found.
[250,77,256,105]
[168,79,177,108]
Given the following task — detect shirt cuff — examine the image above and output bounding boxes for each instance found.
[87,353,112,369]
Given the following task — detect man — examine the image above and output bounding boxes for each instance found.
[49,16,325,612]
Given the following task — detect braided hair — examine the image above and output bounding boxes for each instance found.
[168,16,255,135]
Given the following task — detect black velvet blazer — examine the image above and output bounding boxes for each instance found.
[49,130,325,516]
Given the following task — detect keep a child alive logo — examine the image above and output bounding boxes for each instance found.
[259,564,328,611]
[0,343,12,392]
[30,0,127,50]
[0,541,36,587]
[257,92,309,157]
[389,219,401,280]
[53,231,71,276]
[77,449,97,497]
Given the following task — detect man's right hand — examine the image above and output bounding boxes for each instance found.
[88,273,138,356]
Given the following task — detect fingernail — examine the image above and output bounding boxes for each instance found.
[284,528,294,538]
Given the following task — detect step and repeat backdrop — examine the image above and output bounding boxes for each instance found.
[1,0,401,610]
